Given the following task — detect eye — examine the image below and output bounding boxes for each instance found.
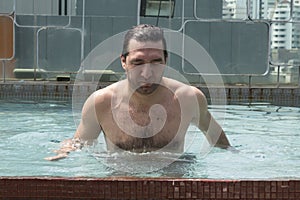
[151,61,162,65]
[131,61,144,66]
[129,59,145,66]
[150,59,164,65]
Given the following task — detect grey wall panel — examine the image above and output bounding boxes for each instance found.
[14,25,35,68]
[0,0,14,13]
[15,14,69,27]
[38,28,82,71]
[90,17,113,50]
[209,22,234,74]
[112,17,137,34]
[76,0,138,16]
[194,0,223,19]
[183,21,269,75]
[14,0,58,15]
[231,22,270,75]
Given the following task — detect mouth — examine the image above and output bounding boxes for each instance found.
[136,83,158,94]
[139,84,152,92]
[140,83,152,88]
[138,81,153,87]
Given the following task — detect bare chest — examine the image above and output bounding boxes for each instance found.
[100,101,189,152]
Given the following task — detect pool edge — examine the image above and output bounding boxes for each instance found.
[0,177,299,199]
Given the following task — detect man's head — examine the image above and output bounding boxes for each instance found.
[121,24,168,61]
[121,24,168,95]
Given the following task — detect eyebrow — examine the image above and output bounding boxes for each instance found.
[129,58,144,64]
[151,58,164,62]
[130,57,164,63]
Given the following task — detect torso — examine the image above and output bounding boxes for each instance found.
[96,79,195,153]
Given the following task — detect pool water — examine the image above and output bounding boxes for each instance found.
[0,100,299,179]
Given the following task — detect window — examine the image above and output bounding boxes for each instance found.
[140,0,175,18]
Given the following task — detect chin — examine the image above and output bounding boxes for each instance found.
[137,84,159,95]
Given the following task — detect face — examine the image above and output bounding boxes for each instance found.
[121,40,166,95]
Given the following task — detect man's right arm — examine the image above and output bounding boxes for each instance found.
[45,92,102,161]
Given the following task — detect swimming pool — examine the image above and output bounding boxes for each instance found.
[1,100,299,179]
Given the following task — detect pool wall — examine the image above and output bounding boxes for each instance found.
[0,82,300,107]
[1,81,299,199]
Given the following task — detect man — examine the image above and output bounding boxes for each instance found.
[45,24,231,161]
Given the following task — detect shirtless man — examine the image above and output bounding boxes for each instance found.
[46,24,231,161]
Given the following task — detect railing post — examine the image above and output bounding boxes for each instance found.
[248,75,252,88]
[1,60,5,83]
[298,65,300,87]
[277,65,280,88]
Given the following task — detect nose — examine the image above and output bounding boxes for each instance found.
[140,64,153,80]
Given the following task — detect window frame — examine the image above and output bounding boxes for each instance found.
[140,0,176,18]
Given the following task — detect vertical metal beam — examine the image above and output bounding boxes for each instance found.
[259,0,262,19]
[156,0,162,26]
[64,0,68,15]
[58,0,62,15]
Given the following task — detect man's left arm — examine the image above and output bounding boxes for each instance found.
[193,87,231,149]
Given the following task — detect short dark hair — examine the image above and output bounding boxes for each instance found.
[122,24,168,60]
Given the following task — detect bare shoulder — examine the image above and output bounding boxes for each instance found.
[83,83,119,112]
[163,77,206,100]
[91,82,120,108]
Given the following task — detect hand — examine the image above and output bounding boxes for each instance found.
[44,138,82,161]
[44,153,69,161]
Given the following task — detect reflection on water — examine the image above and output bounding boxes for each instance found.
[90,150,197,177]
[0,101,299,178]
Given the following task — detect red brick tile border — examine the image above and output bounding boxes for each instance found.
[0,177,299,199]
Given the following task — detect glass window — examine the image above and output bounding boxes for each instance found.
[140,0,175,18]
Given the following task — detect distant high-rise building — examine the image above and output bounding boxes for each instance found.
[223,0,300,49]
[270,1,300,49]
[223,0,247,19]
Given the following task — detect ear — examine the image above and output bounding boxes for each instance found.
[164,55,168,64]
[120,55,126,70]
